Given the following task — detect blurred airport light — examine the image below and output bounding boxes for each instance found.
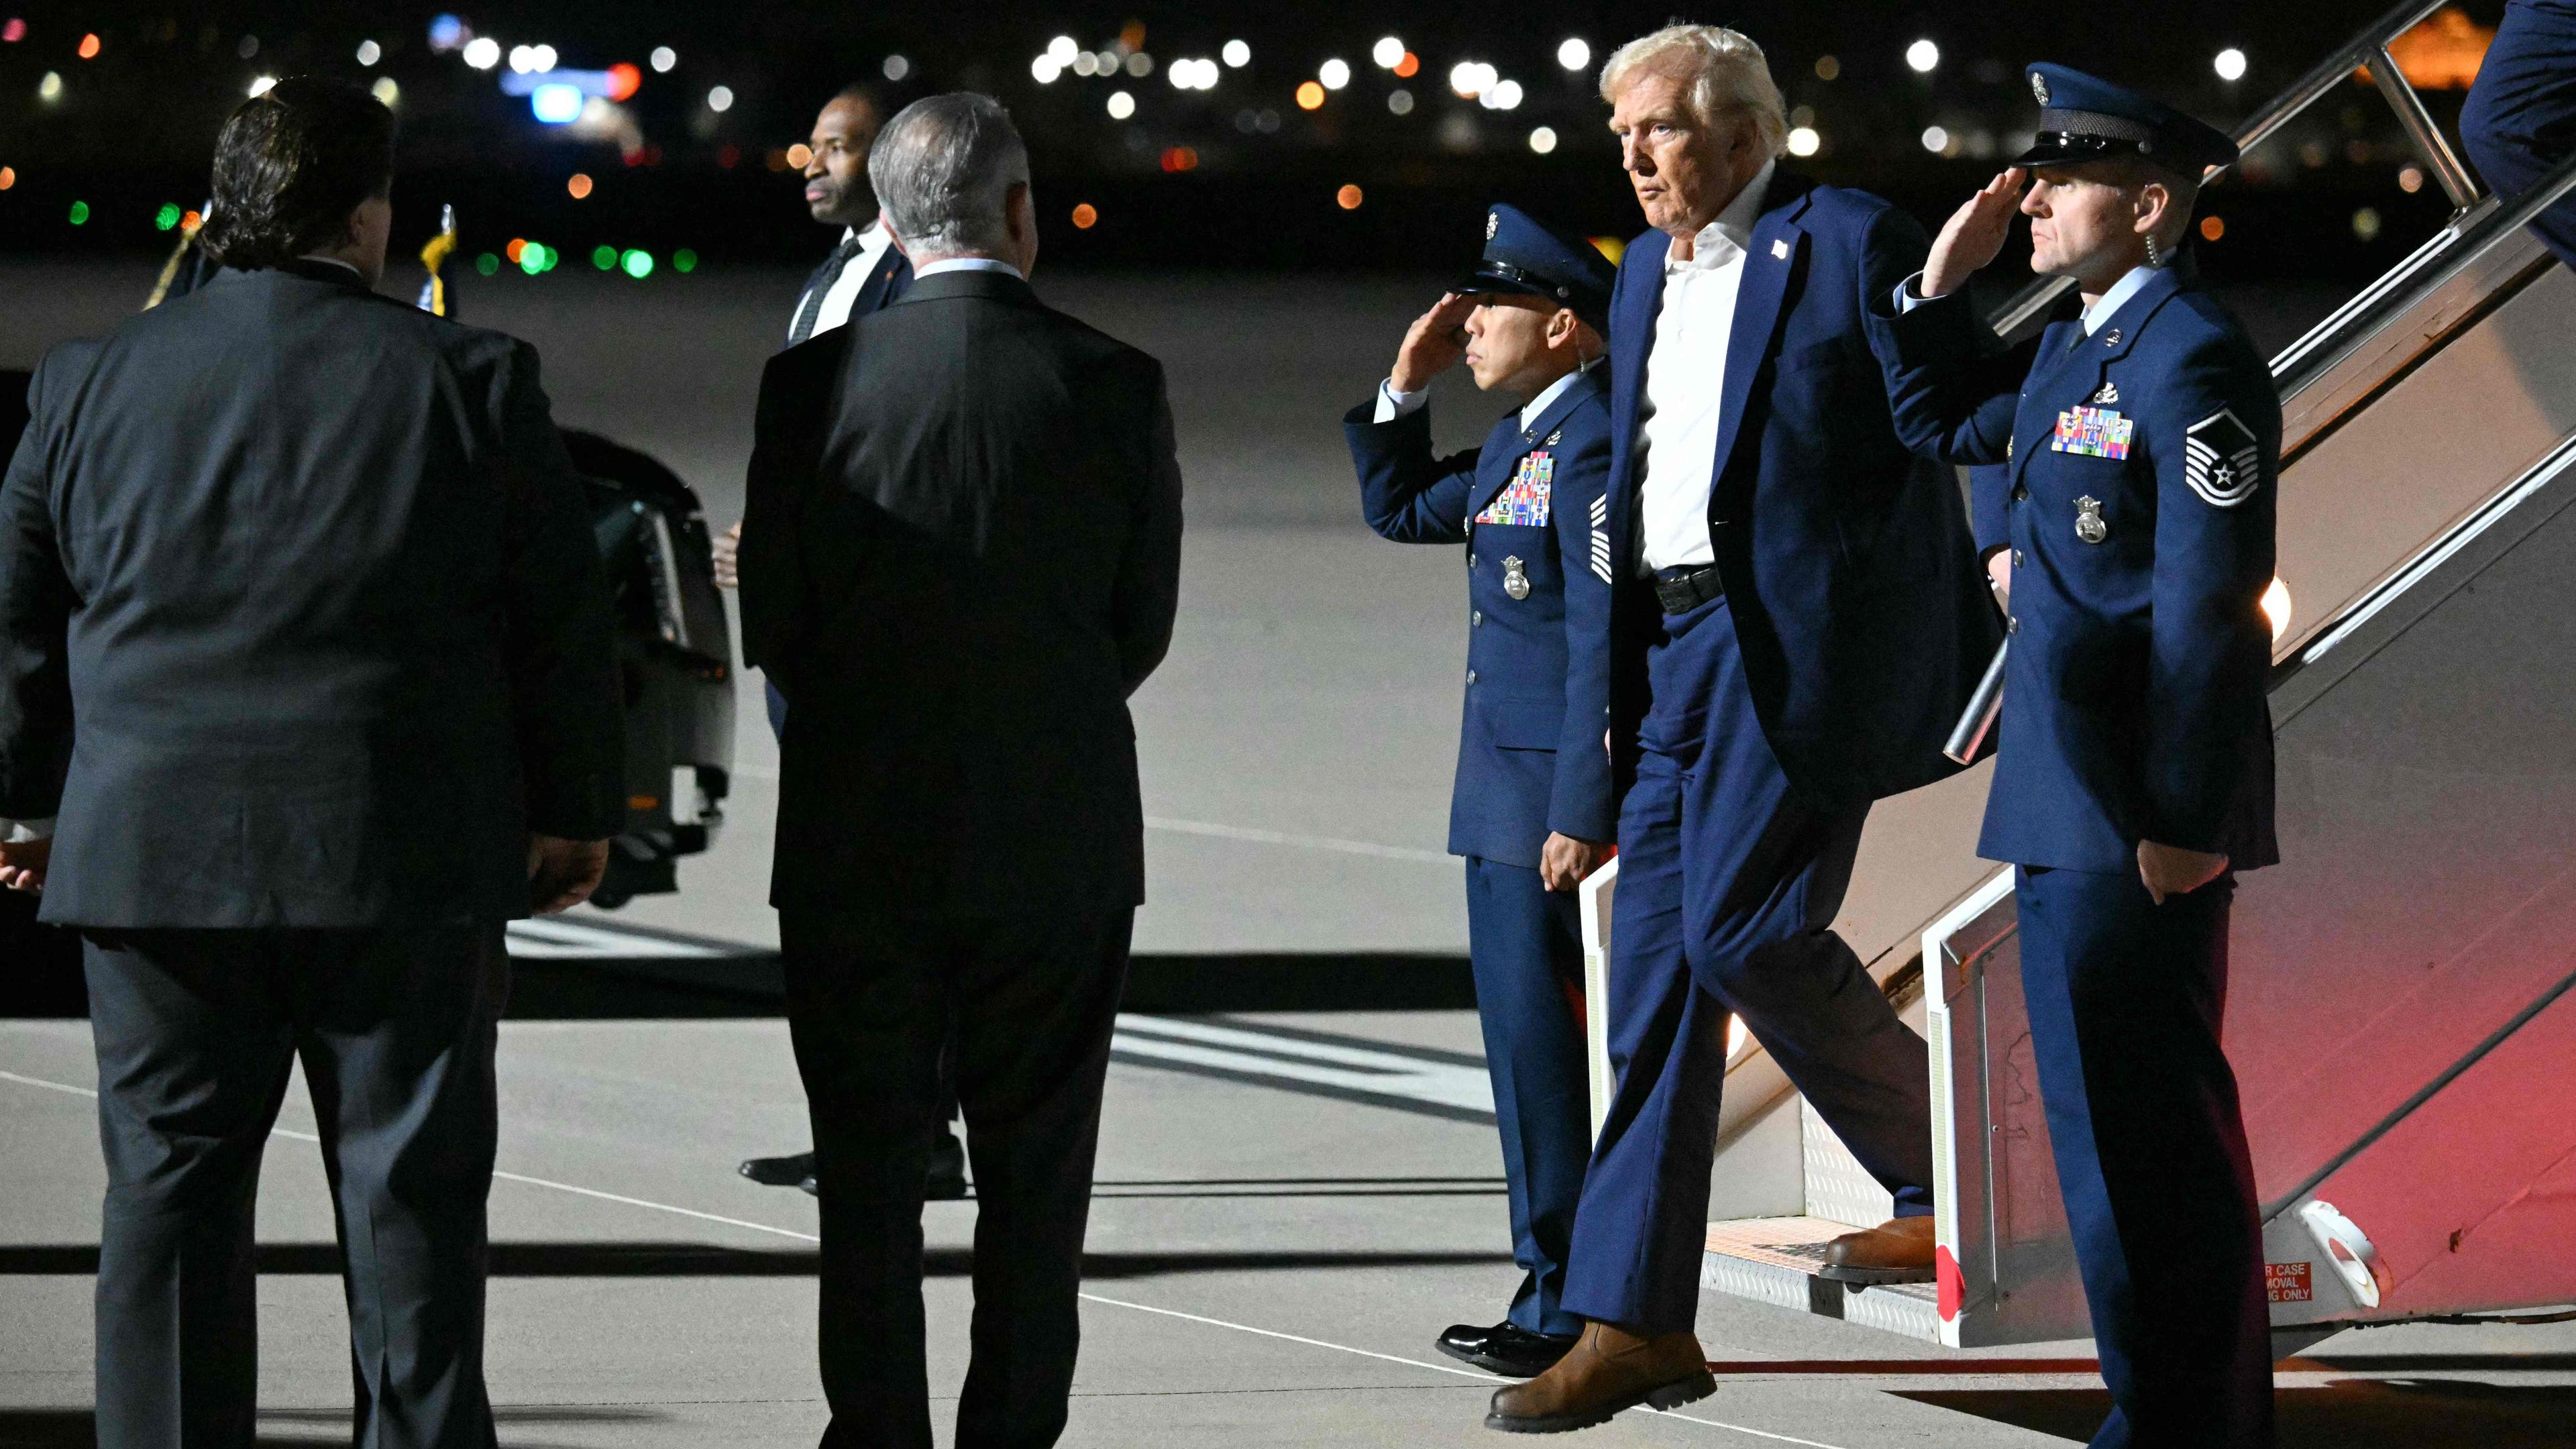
[2398,164,2425,193]
[1047,36,1078,64]
[76,32,97,59]
[1336,184,1363,209]
[0,19,17,44]
[356,40,381,66]
[2214,48,2247,82]
[475,253,500,276]
[1373,37,1404,69]
[1033,54,1062,83]
[605,64,641,101]
[2261,578,2292,641]
[156,203,180,230]
[1387,90,1413,115]
[1451,61,1498,99]
[1071,203,1098,229]
[1320,58,1350,91]
[1815,55,1841,80]
[1906,39,1940,74]
[531,83,582,123]
[1393,51,1419,78]
[883,55,910,81]
[1558,38,1590,72]
[1921,125,1951,153]
[428,15,464,52]
[1224,40,1251,68]
[371,76,399,107]
[238,36,258,58]
[38,69,59,101]
[248,74,278,99]
[1126,52,1152,76]
[1295,79,1325,109]
[706,85,733,113]
[673,250,698,273]
[650,46,676,73]
[2200,215,2226,241]
[1107,90,1135,119]
[462,37,499,69]
[2353,207,2383,241]
[1483,79,1523,111]
[621,250,653,279]
[1786,125,1821,157]
[0,168,15,191]
[67,200,87,225]
[592,244,616,270]
[1528,126,1557,154]
[1071,52,1097,77]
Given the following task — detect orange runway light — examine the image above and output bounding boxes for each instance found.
[76,32,97,59]
[1336,184,1363,210]
[566,172,593,199]
[786,142,813,168]
[1159,146,1199,172]
[180,208,200,230]
[2200,215,2226,242]
[1295,80,1326,110]
[605,62,641,101]
[504,237,527,264]
[1071,203,1098,229]
[1394,52,1419,78]
[0,166,14,191]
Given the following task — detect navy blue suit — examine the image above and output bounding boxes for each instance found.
[1884,264,2279,1449]
[1345,368,1614,1336]
[2463,0,2576,273]
[1562,174,2000,1335]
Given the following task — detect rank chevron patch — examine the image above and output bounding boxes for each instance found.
[1588,494,1612,583]
[2184,407,2263,508]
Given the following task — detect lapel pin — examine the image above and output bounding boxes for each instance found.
[1770,238,1790,260]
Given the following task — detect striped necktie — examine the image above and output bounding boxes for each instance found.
[788,234,866,345]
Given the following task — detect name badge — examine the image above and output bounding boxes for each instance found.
[2051,405,2134,462]
[1474,451,1554,526]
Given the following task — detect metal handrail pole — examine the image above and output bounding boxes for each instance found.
[2370,44,2484,209]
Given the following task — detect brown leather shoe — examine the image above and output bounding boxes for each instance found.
[1817,1214,1937,1285]
[1484,1320,1715,1433]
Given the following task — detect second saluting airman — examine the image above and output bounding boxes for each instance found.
[1344,205,1619,1379]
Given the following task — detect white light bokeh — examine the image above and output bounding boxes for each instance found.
[1906,39,1941,73]
[1786,125,1821,157]
[705,85,733,113]
[2214,48,2248,82]
[650,46,677,73]
[462,37,499,69]
[1107,90,1136,119]
[1528,125,1557,154]
[1223,39,1251,68]
[1557,38,1590,72]
[1319,58,1350,91]
[1373,36,1405,69]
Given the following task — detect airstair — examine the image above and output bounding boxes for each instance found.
[1582,0,2576,1350]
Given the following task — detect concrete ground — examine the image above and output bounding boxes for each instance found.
[8,262,2571,1445]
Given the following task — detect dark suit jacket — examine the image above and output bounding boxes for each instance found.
[740,268,1184,921]
[1602,174,2002,808]
[0,262,624,927]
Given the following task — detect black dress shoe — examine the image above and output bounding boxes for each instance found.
[925,1129,970,1201]
[740,1150,814,1188]
[1435,1320,1578,1378]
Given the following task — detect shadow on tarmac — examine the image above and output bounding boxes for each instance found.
[0,1403,662,1448]
[0,1242,1514,1279]
[1899,1381,2576,1447]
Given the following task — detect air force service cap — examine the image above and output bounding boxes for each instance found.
[1456,203,1616,333]
[2015,63,2239,174]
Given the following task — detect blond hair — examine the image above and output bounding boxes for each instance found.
[1599,24,1788,162]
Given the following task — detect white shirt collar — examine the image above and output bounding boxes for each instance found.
[2082,264,2163,335]
[912,256,1025,282]
[1518,365,1588,433]
[842,217,890,250]
[1666,158,1776,273]
[293,255,363,278]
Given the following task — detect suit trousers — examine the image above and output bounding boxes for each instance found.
[1562,595,1933,1334]
[782,906,1133,1449]
[1462,857,1591,1338]
[2015,866,2273,1449]
[2462,0,2576,272]
[81,926,508,1449]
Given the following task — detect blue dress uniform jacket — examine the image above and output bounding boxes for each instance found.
[1344,369,1618,865]
[1601,175,2002,808]
[1881,266,2279,872]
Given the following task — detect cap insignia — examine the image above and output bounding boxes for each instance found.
[1487,211,1501,241]
[2031,73,2050,105]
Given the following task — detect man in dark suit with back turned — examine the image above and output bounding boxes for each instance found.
[0,79,623,1448]
[739,92,1182,1449]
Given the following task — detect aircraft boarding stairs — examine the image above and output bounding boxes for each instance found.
[1578,0,2576,1351]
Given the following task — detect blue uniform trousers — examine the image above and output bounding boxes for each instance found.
[2464,0,2576,272]
[1562,596,1934,1334]
[1462,857,1592,1338]
[2015,866,2271,1449]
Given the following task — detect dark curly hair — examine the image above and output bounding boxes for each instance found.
[199,77,395,271]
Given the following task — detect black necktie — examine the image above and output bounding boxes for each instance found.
[788,235,866,345]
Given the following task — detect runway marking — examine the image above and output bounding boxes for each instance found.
[0,1065,1835,1445]
[1112,1014,1494,1117]
[503,918,746,961]
[1142,814,1453,865]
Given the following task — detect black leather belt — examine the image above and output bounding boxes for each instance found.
[1652,564,1724,614]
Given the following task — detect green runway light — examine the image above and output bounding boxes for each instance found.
[592,244,616,270]
[519,241,553,276]
[154,203,181,231]
[66,200,89,225]
[474,252,500,276]
[620,248,653,279]
[673,248,698,274]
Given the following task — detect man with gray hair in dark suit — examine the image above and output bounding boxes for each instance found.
[739,91,1183,1449]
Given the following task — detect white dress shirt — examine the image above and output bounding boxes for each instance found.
[1372,362,1589,431]
[796,219,896,340]
[1636,160,1776,573]
[911,256,1025,281]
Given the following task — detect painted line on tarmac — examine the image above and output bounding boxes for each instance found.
[503,918,752,961]
[1111,1014,1495,1118]
[0,1067,1837,1445]
[1142,815,1453,865]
